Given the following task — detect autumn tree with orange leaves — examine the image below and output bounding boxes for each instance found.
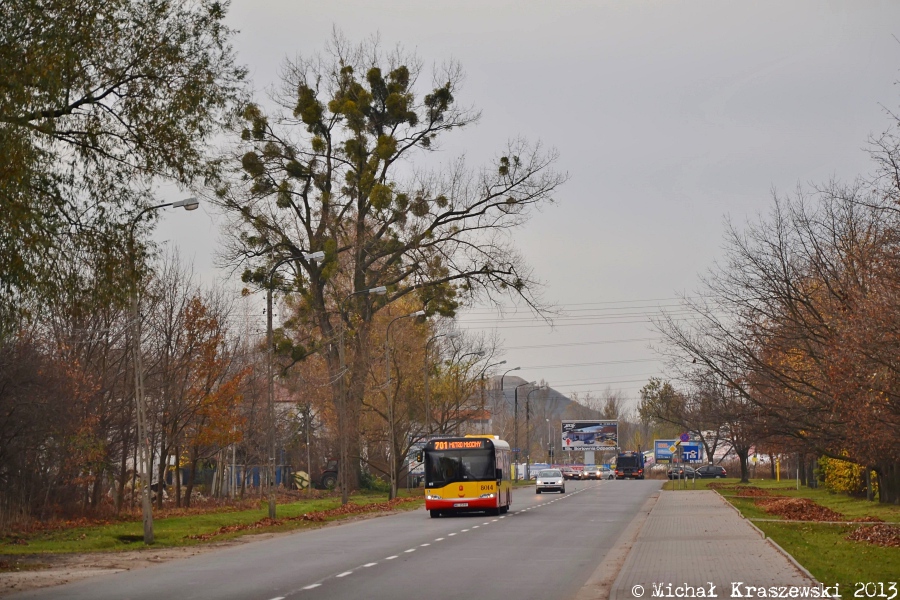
[657,176,900,502]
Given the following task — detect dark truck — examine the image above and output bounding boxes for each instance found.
[615,451,645,479]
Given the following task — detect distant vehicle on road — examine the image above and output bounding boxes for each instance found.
[694,464,727,478]
[667,465,697,480]
[582,465,614,480]
[582,465,602,479]
[560,466,579,480]
[535,469,566,494]
[615,451,645,480]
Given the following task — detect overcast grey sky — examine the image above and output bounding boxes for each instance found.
[154,0,900,409]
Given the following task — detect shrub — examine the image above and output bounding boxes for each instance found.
[819,456,878,497]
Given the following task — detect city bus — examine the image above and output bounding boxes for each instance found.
[423,435,512,518]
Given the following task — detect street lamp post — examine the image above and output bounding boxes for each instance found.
[525,385,546,480]
[337,285,387,505]
[128,197,199,544]
[547,418,552,463]
[264,250,324,519]
[498,367,519,470]
[423,332,459,436]
[451,350,485,434]
[479,360,505,434]
[513,380,535,481]
[385,310,424,499]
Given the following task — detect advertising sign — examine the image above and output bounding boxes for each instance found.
[681,444,702,463]
[561,420,617,451]
[654,439,676,464]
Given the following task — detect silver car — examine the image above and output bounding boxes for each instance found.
[535,469,566,494]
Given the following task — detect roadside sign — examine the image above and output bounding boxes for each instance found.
[679,432,690,443]
[681,444,701,463]
[654,439,676,464]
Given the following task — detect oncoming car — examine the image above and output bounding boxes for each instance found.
[560,466,579,480]
[535,469,566,494]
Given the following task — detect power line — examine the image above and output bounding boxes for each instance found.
[504,337,658,350]
[519,358,660,370]
[459,316,705,330]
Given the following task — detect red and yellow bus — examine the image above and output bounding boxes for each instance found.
[423,435,512,518]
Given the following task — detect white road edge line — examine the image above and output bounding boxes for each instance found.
[435,537,444,541]
[363,563,377,567]
[302,584,321,590]
[405,548,416,553]
[336,571,352,578]
[386,555,398,560]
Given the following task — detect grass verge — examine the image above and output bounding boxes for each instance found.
[754,520,898,591]
[0,491,425,556]
[674,477,900,588]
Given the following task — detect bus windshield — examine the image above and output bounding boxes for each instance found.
[425,448,495,487]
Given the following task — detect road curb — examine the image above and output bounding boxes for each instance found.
[765,538,821,586]
[574,490,660,600]
[713,490,822,582]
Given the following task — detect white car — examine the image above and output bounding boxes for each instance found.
[535,469,566,494]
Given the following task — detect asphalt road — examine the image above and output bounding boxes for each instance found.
[11,479,663,600]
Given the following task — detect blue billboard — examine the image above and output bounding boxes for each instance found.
[654,439,676,464]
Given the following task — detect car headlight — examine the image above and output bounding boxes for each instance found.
[479,493,496,499]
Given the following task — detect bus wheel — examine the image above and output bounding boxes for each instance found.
[488,507,500,516]
[500,505,509,514]
[429,510,442,518]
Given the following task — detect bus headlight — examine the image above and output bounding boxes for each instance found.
[426,494,442,500]
[479,493,496,499]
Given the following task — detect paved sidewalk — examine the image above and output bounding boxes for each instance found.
[609,490,821,599]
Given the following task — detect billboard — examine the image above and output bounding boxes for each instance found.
[654,439,676,464]
[561,420,617,451]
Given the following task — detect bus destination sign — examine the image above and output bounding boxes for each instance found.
[431,439,487,450]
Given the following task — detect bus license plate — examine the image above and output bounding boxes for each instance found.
[453,502,468,507]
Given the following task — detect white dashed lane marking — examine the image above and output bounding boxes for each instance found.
[290,485,597,593]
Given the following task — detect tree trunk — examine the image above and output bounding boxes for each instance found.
[769,454,777,480]
[875,460,900,504]
[183,453,197,508]
[156,449,167,509]
[115,424,129,515]
[736,447,750,484]
[90,466,104,509]
[174,444,182,508]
